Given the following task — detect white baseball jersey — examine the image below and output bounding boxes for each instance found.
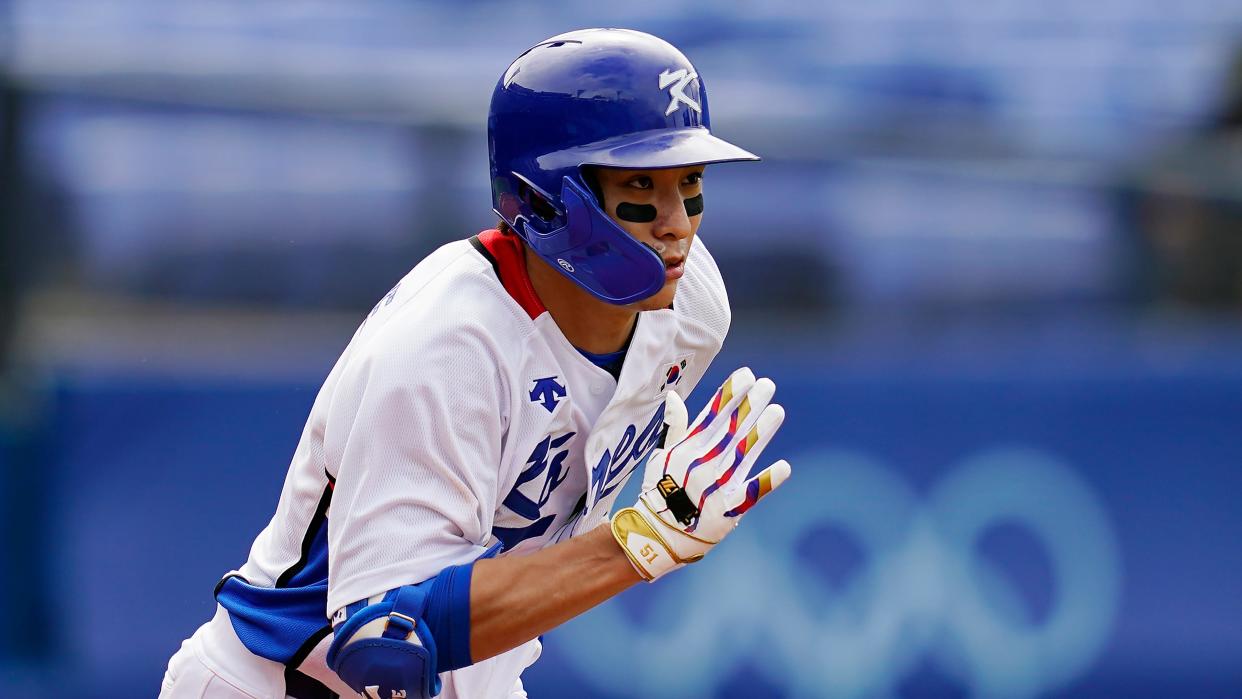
[211,228,730,697]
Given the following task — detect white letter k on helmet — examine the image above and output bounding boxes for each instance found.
[659,69,702,116]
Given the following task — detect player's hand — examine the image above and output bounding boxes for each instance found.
[610,367,790,581]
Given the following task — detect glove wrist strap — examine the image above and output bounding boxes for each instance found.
[611,507,681,581]
[612,493,718,581]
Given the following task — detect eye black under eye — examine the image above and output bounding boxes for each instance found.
[616,202,657,222]
[683,193,704,217]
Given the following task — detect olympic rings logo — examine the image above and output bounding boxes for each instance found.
[553,447,1122,699]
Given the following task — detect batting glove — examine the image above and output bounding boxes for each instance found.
[611,367,790,581]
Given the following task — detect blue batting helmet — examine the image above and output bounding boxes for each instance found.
[488,28,759,305]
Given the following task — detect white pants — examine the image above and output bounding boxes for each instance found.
[159,605,539,699]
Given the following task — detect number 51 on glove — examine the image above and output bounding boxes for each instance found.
[611,367,791,581]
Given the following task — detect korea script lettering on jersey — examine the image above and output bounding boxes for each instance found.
[218,228,730,695]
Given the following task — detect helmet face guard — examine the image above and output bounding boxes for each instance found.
[488,28,759,305]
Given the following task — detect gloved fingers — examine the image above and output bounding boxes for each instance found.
[723,458,792,518]
[662,390,690,447]
[677,367,756,449]
[674,377,776,490]
[685,401,785,507]
[728,400,784,482]
[728,377,776,448]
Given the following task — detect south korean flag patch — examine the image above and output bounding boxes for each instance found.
[658,355,692,396]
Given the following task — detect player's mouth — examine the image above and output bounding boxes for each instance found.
[664,256,685,281]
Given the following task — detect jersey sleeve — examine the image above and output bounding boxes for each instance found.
[322,316,512,614]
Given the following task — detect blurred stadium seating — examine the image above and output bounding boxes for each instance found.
[2,1,1241,697]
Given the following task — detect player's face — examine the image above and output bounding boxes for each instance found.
[592,165,705,311]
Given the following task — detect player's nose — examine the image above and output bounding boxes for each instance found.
[654,188,693,242]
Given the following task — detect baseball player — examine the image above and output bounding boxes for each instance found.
[159,28,791,699]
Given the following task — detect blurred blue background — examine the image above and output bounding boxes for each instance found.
[2,1,1242,697]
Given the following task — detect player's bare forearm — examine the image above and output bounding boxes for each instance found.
[469,524,641,663]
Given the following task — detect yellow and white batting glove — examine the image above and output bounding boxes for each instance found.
[611,367,791,581]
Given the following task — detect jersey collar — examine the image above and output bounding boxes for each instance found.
[471,228,548,320]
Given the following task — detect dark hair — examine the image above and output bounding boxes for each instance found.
[580,166,606,206]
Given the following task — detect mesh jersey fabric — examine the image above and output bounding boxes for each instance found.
[215,228,731,693]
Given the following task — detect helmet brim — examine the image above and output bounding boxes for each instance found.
[536,127,759,172]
